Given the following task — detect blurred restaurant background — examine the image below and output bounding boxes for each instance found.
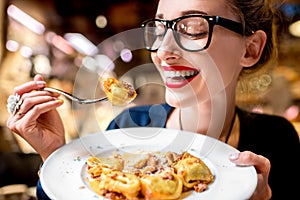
[0,0,300,199]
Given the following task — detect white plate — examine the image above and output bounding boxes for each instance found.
[40,127,257,200]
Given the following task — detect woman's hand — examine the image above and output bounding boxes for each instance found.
[6,74,65,161]
[229,151,272,200]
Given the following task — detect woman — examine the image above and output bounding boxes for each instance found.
[6,0,299,199]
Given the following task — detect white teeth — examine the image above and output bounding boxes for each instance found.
[164,70,197,78]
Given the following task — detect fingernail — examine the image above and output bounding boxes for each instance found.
[36,81,46,86]
[55,99,64,103]
[229,152,239,160]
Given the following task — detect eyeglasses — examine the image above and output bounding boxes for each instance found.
[141,14,245,52]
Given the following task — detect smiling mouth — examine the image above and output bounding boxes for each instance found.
[164,70,199,80]
[163,69,200,88]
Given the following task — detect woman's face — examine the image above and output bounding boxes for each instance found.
[151,0,246,107]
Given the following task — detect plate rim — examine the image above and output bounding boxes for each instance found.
[40,127,257,200]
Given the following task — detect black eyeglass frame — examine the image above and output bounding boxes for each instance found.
[141,14,245,52]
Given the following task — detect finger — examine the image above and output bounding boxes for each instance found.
[33,74,45,81]
[7,99,64,132]
[13,80,46,95]
[8,111,27,123]
[229,151,270,173]
[18,95,60,115]
[21,90,60,99]
[23,99,64,122]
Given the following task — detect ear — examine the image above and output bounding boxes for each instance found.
[240,30,267,67]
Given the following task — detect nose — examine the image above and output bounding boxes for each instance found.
[156,29,182,61]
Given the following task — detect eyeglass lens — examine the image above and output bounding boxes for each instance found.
[143,16,211,51]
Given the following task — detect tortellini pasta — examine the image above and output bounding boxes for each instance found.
[90,170,141,200]
[86,151,214,199]
[173,152,214,189]
[140,168,183,200]
[103,77,137,106]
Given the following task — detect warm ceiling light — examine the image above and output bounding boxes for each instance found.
[95,54,115,72]
[96,15,107,29]
[7,4,45,35]
[120,48,133,63]
[289,20,300,37]
[52,35,74,55]
[6,40,19,52]
[64,33,98,56]
[33,55,51,75]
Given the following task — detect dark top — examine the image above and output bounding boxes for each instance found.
[37,103,300,200]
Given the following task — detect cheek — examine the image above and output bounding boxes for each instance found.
[207,35,245,84]
[151,53,163,73]
[150,53,157,64]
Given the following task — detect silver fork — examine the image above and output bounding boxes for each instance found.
[44,87,108,104]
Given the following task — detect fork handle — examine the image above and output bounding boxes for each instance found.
[44,87,109,104]
[43,87,82,102]
[44,87,108,104]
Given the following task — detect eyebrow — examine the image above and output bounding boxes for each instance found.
[155,10,208,19]
[182,10,208,15]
